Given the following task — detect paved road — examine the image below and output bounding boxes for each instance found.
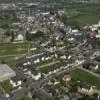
[0,97,8,100]
[10,88,27,100]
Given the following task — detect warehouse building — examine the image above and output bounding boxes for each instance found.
[0,64,16,82]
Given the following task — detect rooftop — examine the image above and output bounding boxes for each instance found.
[0,64,16,82]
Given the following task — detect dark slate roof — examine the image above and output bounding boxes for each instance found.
[80,83,91,90]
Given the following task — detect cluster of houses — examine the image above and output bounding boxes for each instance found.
[15,8,65,36]
[84,21,100,38]
[83,62,99,70]
[42,71,100,100]
[17,61,41,81]
[10,76,23,89]
[50,74,100,100]
[26,51,72,74]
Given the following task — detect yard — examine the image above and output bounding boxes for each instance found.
[39,61,60,73]
[70,69,100,88]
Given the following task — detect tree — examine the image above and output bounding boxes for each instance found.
[83,63,90,69]
[11,31,14,42]
[5,30,11,36]
[1,60,6,64]
[26,32,33,41]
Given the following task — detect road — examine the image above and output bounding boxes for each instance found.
[10,88,27,100]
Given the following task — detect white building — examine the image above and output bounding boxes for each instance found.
[10,78,22,88]
[15,34,24,41]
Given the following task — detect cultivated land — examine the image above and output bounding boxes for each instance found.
[70,68,100,88]
[64,4,100,26]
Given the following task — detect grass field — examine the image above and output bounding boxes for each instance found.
[39,61,60,73]
[34,59,55,67]
[70,69,100,88]
[0,19,11,29]
[67,14,100,26]
[0,43,29,63]
[64,4,100,26]
[0,43,29,56]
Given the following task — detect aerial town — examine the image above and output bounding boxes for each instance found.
[0,0,100,100]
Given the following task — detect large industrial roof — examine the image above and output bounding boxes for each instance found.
[0,64,16,82]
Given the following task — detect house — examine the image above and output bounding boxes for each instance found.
[68,37,75,42]
[10,76,22,88]
[31,72,41,81]
[30,48,37,51]
[58,10,64,15]
[47,85,60,97]
[93,93,100,100]
[41,57,45,61]
[83,62,99,70]
[71,29,79,33]
[63,75,71,82]
[96,34,100,38]
[34,58,40,64]
[18,61,41,81]
[68,55,72,60]
[60,55,66,59]
[90,64,99,70]
[30,67,41,80]
[23,61,31,66]
[15,34,24,41]
[91,27,98,32]
[75,59,84,65]
[24,66,41,80]
[64,93,77,100]
[78,83,95,95]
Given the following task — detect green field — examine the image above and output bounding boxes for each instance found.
[0,43,29,63]
[0,43,29,55]
[0,19,11,29]
[70,69,100,88]
[64,4,100,27]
